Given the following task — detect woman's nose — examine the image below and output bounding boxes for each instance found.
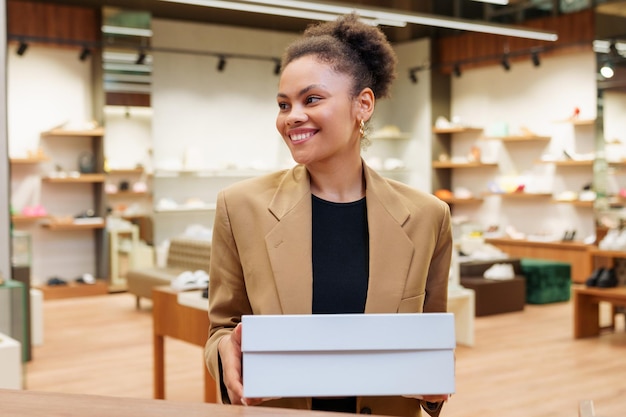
[285,106,307,125]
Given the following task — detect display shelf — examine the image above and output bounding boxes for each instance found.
[107,168,146,174]
[9,156,49,164]
[437,197,484,205]
[154,169,269,178]
[153,204,217,213]
[489,135,551,142]
[41,221,106,231]
[545,160,594,167]
[432,126,483,134]
[486,192,553,199]
[106,191,151,197]
[572,118,595,126]
[40,127,105,137]
[42,174,106,183]
[432,161,497,168]
[11,214,49,224]
[552,199,594,207]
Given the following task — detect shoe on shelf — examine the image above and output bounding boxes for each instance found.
[76,273,96,285]
[585,268,605,287]
[597,268,618,288]
[47,277,68,286]
[194,270,210,287]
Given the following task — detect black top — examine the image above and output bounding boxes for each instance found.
[311,195,369,315]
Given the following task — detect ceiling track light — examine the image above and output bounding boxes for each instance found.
[135,50,147,65]
[453,63,462,78]
[217,56,227,72]
[158,0,558,41]
[79,47,91,61]
[273,59,281,76]
[501,54,511,71]
[600,62,614,79]
[409,69,418,84]
[16,41,28,56]
[531,50,540,67]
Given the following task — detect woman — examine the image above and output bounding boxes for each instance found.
[205,13,452,416]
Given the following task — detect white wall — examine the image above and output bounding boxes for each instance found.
[7,44,96,284]
[449,50,597,239]
[367,38,432,193]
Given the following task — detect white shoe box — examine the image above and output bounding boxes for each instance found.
[0,332,22,389]
[242,313,455,398]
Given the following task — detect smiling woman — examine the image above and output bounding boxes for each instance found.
[204,12,453,417]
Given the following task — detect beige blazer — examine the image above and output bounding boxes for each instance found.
[205,162,452,417]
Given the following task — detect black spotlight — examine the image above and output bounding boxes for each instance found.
[453,63,461,78]
[79,47,91,61]
[17,41,28,56]
[409,69,418,84]
[501,54,511,71]
[135,50,147,65]
[217,56,226,72]
[531,51,540,67]
[273,60,281,76]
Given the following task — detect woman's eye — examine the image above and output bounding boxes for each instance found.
[278,102,289,111]
[305,96,321,105]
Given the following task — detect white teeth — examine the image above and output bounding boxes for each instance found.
[290,132,313,141]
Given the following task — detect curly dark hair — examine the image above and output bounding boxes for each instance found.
[281,13,397,99]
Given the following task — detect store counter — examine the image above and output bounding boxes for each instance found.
[0,389,370,417]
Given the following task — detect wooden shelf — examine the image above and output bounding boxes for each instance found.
[10,156,49,164]
[487,192,552,199]
[154,204,217,213]
[552,200,594,207]
[432,126,483,134]
[11,214,49,223]
[550,160,593,167]
[43,174,106,183]
[438,197,484,205]
[571,118,595,126]
[489,135,551,142]
[106,191,151,197]
[108,168,145,174]
[40,127,105,137]
[432,161,497,168]
[42,221,106,231]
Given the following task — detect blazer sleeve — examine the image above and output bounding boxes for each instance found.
[204,190,253,403]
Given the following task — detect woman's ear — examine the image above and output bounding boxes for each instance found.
[356,87,375,121]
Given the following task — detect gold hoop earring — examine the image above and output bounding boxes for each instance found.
[359,120,365,138]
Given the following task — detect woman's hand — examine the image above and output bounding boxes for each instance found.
[402,394,450,402]
[218,323,270,407]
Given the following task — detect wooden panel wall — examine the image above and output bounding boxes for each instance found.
[7,0,100,46]
[435,9,595,74]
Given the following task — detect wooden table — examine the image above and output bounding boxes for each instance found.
[0,389,364,417]
[573,285,626,338]
[152,285,216,402]
[485,237,592,284]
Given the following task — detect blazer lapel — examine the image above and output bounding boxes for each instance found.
[265,166,313,314]
[363,166,414,313]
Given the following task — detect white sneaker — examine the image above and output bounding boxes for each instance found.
[194,270,209,287]
[484,263,515,280]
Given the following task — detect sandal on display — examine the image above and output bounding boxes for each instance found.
[47,277,68,286]
[76,273,96,285]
